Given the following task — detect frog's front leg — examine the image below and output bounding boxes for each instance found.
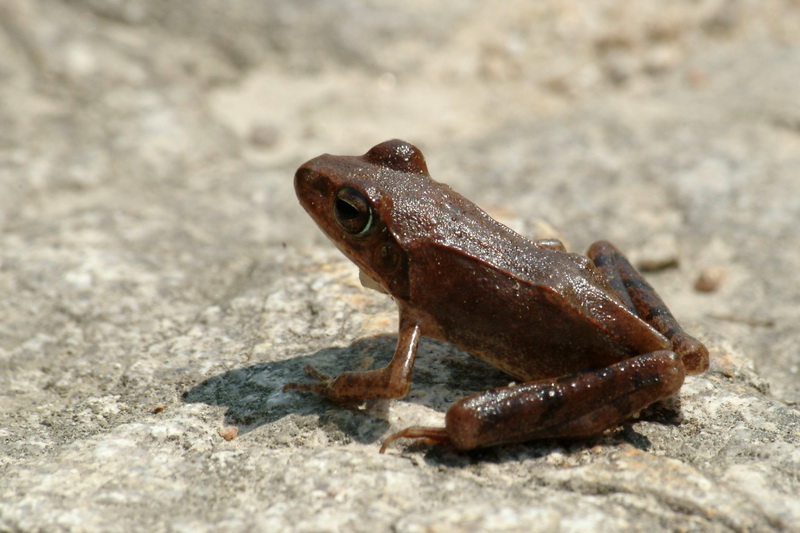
[381,350,684,452]
[587,240,709,374]
[284,310,421,403]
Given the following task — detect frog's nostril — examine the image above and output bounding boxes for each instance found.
[294,167,318,194]
[295,167,312,184]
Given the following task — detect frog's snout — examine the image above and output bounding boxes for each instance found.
[294,165,317,197]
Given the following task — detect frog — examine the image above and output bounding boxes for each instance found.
[285,139,709,452]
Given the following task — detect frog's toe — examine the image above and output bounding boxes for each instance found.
[282,365,334,394]
[379,426,451,453]
[282,381,320,393]
[303,364,332,382]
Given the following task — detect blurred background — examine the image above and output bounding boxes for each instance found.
[1,2,800,529]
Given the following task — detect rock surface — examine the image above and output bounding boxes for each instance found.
[1,1,799,531]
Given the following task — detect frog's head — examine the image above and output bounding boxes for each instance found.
[294,140,429,301]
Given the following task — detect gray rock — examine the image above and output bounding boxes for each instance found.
[1,1,799,532]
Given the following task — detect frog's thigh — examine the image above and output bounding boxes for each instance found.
[587,240,708,374]
[443,350,684,450]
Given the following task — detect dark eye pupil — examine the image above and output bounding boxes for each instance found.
[334,187,373,235]
[335,198,360,221]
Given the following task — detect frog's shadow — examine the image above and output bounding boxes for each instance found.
[182,334,661,452]
[182,334,507,443]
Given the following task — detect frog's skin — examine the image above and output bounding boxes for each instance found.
[285,139,709,452]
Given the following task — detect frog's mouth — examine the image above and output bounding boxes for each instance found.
[359,269,387,294]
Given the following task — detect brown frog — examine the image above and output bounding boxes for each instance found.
[285,139,709,452]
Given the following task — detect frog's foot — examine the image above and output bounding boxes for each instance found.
[283,361,414,404]
[379,426,451,453]
[284,319,422,404]
[283,365,367,407]
[283,365,335,396]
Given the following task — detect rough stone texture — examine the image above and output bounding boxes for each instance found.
[1,1,799,531]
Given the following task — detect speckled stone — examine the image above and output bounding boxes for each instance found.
[1,1,799,532]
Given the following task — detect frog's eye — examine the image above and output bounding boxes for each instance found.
[334,187,374,236]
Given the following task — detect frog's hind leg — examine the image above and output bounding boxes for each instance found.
[381,350,685,452]
[587,240,708,374]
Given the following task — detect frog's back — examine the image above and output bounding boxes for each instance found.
[360,149,669,377]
